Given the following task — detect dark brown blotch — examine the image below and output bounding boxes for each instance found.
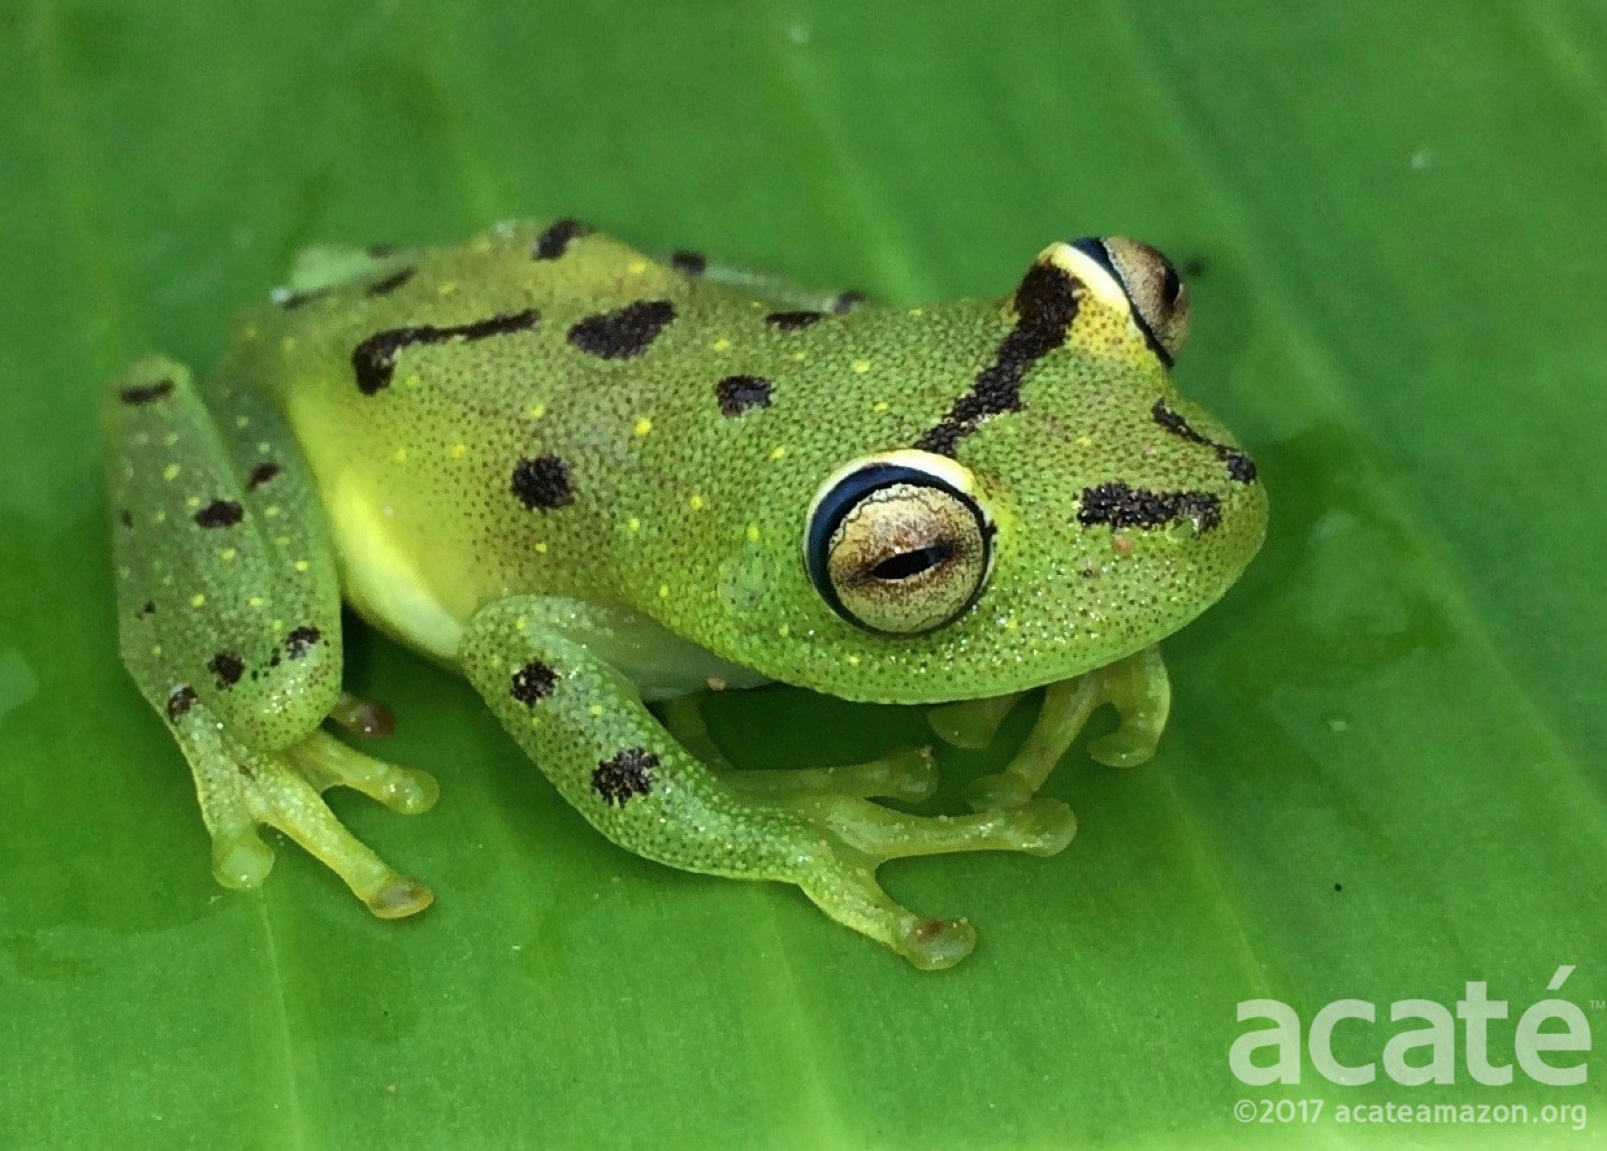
[533,218,591,260]
[194,499,245,529]
[119,509,134,530]
[246,462,281,491]
[764,310,825,332]
[367,266,416,297]
[285,626,322,659]
[208,652,245,689]
[670,250,707,275]
[120,380,174,406]
[510,660,558,706]
[1077,481,1222,533]
[353,309,540,394]
[591,746,658,807]
[166,685,198,722]
[510,454,575,511]
[716,375,773,417]
[567,300,677,360]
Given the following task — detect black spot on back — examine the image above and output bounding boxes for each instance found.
[1151,400,1258,484]
[120,380,174,406]
[138,601,156,619]
[716,375,773,417]
[916,260,1081,457]
[352,309,540,394]
[367,266,416,297]
[592,747,658,807]
[285,626,322,658]
[1077,482,1222,533]
[246,462,281,491]
[567,300,676,360]
[166,685,198,722]
[118,509,134,529]
[765,310,825,331]
[510,454,575,510]
[208,652,245,689]
[533,218,591,260]
[670,250,707,275]
[510,660,557,705]
[194,499,244,529]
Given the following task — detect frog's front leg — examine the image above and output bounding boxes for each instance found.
[934,648,1172,811]
[105,357,437,915]
[460,598,1075,970]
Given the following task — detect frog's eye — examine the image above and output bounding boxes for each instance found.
[1071,237,1191,365]
[804,452,994,636]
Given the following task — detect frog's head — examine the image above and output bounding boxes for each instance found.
[733,237,1267,704]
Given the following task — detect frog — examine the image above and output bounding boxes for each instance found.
[104,218,1266,970]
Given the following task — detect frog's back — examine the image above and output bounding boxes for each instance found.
[210,219,920,659]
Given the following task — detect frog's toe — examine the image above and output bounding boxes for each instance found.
[723,746,938,803]
[289,730,440,815]
[902,917,977,971]
[328,691,398,739]
[1087,727,1159,768]
[963,771,1036,812]
[365,876,435,919]
[210,826,276,890]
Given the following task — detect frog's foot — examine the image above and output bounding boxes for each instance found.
[780,793,1077,969]
[965,647,1172,811]
[190,720,438,918]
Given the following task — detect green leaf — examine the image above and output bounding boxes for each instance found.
[2,2,1601,1147]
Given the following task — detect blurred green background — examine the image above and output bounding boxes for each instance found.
[2,2,1603,1148]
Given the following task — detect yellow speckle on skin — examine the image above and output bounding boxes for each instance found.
[190,593,206,607]
[438,280,459,296]
[769,445,787,461]
[627,517,642,533]
[257,442,271,455]
[449,443,468,459]
[294,559,310,572]
[162,464,181,482]
[1075,434,1093,447]
[235,415,250,429]
[265,505,281,518]
[847,654,861,667]
[745,524,761,543]
[163,432,179,447]
[658,584,670,599]
[515,616,527,631]
[852,359,871,374]
[529,716,542,729]
[908,307,924,317]
[527,402,546,420]
[185,496,201,509]
[393,448,408,464]
[1001,616,1019,631]
[872,400,890,413]
[628,258,648,275]
[154,510,166,524]
[248,596,265,609]
[588,704,605,717]
[219,548,236,562]
[405,373,422,389]
[534,541,549,554]
[151,645,163,657]
[778,624,791,639]
[688,494,705,510]
[711,338,731,353]
[790,350,806,362]
[633,417,653,437]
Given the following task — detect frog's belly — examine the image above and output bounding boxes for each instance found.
[325,470,769,701]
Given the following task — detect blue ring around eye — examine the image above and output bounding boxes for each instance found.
[805,462,992,634]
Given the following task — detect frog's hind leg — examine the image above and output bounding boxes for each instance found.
[105,356,436,915]
[461,597,1075,970]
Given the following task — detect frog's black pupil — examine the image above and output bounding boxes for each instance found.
[1161,264,1181,306]
[872,544,952,581]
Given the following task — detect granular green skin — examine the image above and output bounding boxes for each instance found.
[103,219,1266,968]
